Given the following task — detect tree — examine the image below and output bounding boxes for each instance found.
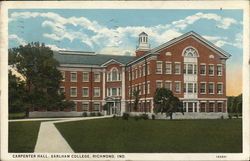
[227,94,242,117]
[9,42,75,112]
[8,70,27,113]
[153,88,183,120]
[133,90,140,111]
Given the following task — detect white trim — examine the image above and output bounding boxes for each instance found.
[70,87,77,97]
[208,82,215,94]
[70,72,77,82]
[101,59,125,67]
[82,72,89,82]
[61,71,65,82]
[182,46,199,57]
[217,64,223,76]
[94,72,101,82]
[156,61,163,74]
[208,64,214,76]
[174,62,181,75]
[93,87,101,97]
[200,82,207,94]
[82,87,89,97]
[200,64,206,76]
[59,50,96,55]
[165,80,172,90]
[174,81,181,93]
[165,61,172,74]
[217,82,223,95]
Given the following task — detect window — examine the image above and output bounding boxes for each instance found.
[156,81,162,89]
[165,81,172,90]
[61,71,65,81]
[183,47,198,57]
[217,65,222,76]
[93,103,100,111]
[70,87,77,97]
[82,103,89,112]
[82,87,88,97]
[201,103,206,112]
[107,72,111,81]
[188,102,193,112]
[187,83,193,93]
[72,103,77,111]
[147,82,150,94]
[200,64,206,75]
[174,63,181,74]
[184,83,186,93]
[194,65,197,74]
[94,72,100,82]
[183,64,186,74]
[108,87,121,96]
[200,83,206,94]
[175,82,181,93]
[187,64,193,74]
[118,87,121,96]
[128,71,131,81]
[156,61,162,74]
[209,103,214,112]
[194,83,197,93]
[217,83,223,94]
[208,65,214,76]
[147,63,150,75]
[208,83,214,94]
[82,72,89,82]
[112,88,117,96]
[70,72,77,82]
[217,103,223,112]
[166,62,172,74]
[94,87,100,97]
[112,68,118,81]
[59,87,65,94]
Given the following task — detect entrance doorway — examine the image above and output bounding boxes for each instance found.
[106,101,121,115]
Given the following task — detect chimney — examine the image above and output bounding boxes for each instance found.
[135,32,150,57]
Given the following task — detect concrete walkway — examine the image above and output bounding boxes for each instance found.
[34,116,112,153]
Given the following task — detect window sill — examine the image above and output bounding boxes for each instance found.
[70,96,77,97]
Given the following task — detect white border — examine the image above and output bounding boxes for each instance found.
[1,1,249,161]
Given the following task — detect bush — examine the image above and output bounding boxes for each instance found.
[82,112,88,117]
[134,115,140,121]
[141,114,149,120]
[220,115,224,119]
[97,112,102,116]
[113,115,116,119]
[229,114,232,119]
[152,114,155,120]
[122,113,129,120]
[90,112,96,117]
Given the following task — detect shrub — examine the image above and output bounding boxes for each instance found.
[134,115,140,121]
[141,114,149,120]
[90,112,96,117]
[122,113,129,120]
[82,112,88,117]
[229,114,232,119]
[220,115,224,119]
[152,114,155,120]
[97,112,102,116]
[113,115,116,119]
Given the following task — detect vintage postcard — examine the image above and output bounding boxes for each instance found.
[1,1,249,161]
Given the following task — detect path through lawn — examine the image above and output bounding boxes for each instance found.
[55,118,242,153]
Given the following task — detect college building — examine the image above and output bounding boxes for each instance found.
[29,31,231,118]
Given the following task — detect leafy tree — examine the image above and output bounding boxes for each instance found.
[227,94,242,114]
[8,70,27,113]
[9,42,75,112]
[153,88,183,120]
[133,90,140,111]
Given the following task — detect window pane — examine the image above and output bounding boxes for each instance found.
[188,64,193,74]
[200,65,206,75]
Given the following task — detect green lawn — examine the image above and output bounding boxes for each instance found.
[55,118,242,153]
[9,121,41,152]
[9,112,26,119]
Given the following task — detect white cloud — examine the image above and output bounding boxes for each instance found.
[46,44,67,51]
[99,47,135,56]
[215,32,242,48]
[9,11,240,54]
[9,34,27,46]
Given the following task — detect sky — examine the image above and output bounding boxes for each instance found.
[8,9,243,96]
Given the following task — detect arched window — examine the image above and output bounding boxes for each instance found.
[111,68,118,81]
[183,47,199,57]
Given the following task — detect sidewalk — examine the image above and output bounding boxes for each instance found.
[34,116,112,153]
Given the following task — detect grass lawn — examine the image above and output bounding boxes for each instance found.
[55,118,242,153]
[9,121,41,152]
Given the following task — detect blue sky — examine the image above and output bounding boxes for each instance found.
[8,9,243,95]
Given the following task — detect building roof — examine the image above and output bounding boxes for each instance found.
[53,51,136,66]
[139,32,148,36]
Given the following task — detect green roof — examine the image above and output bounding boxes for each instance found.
[53,51,136,66]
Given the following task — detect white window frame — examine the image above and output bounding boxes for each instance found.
[174,62,181,75]
[82,87,89,97]
[217,103,223,112]
[93,87,100,97]
[147,63,150,75]
[208,82,215,94]
[165,62,172,74]
[82,72,89,82]
[94,72,101,82]
[147,81,150,94]
[70,87,77,97]
[217,82,223,95]
[200,82,206,94]
[175,81,181,93]
[165,81,172,91]
[82,102,89,112]
[70,72,77,82]
[93,102,100,112]
[200,63,206,76]
[208,64,214,76]
[156,80,163,89]
[209,103,215,112]
[217,64,223,76]
[156,61,162,74]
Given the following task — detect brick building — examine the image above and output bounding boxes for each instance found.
[29,31,231,118]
